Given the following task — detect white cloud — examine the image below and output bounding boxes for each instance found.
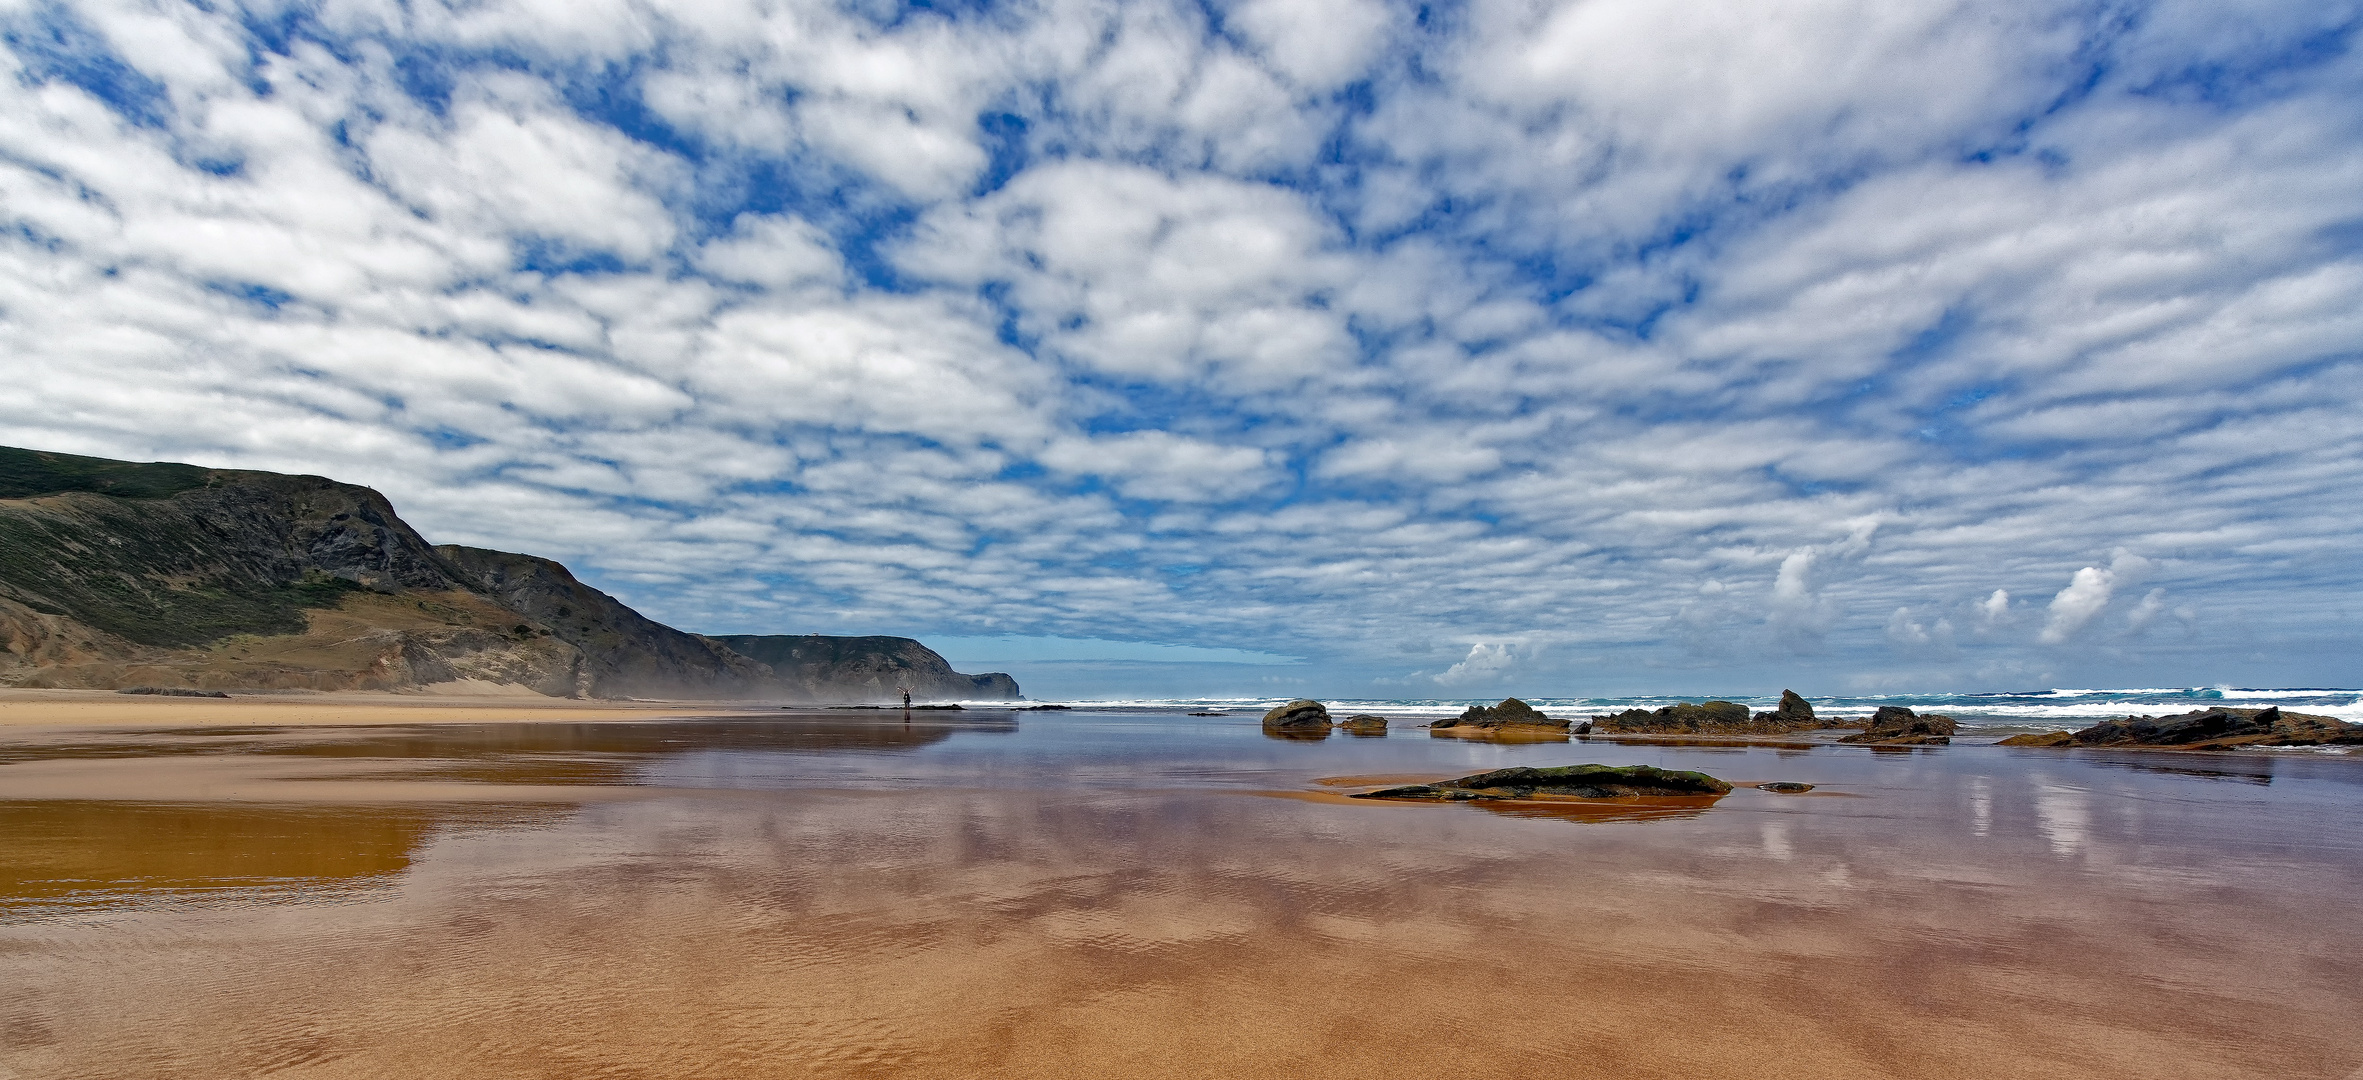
[1976,589,2012,631]
[1434,642,1516,686]
[2123,588,2169,636]
[2040,553,2156,645]
[2,0,2360,694]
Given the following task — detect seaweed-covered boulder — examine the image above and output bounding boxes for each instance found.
[1429,698,1569,731]
[1590,700,1754,734]
[1352,764,1731,802]
[1838,706,1955,745]
[1262,699,1331,732]
[1999,706,2363,750]
[1337,713,1388,735]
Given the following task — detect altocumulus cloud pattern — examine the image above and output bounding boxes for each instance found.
[2,0,2360,696]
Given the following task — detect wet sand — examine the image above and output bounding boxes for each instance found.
[0,686,776,728]
[4,711,2362,1079]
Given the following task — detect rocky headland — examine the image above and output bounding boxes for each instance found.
[1839,706,1957,745]
[712,634,1019,702]
[0,446,1013,701]
[1999,706,2363,751]
[1352,764,1732,802]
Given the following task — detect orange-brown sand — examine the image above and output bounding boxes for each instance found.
[0,686,775,728]
[4,719,2361,1080]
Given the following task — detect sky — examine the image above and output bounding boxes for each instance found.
[3,0,2361,699]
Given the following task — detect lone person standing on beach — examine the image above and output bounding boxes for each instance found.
[900,685,911,709]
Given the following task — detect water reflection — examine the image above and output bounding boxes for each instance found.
[2033,783,2092,857]
[3,713,2363,1080]
[0,800,564,913]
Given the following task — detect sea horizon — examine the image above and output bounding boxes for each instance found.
[952,685,2363,731]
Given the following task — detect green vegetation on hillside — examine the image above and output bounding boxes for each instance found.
[0,447,213,500]
[0,485,363,648]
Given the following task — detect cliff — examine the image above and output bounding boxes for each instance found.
[707,635,1019,702]
[437,546,774,700]
[0,446,1015,701]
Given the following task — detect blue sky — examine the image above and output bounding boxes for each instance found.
[3,0,2360,698]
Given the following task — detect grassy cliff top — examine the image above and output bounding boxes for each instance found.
[0,447,215,501]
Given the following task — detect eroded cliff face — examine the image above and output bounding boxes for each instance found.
[436,546,774,700]
[0,449,643,696]
[708,635,1019,702]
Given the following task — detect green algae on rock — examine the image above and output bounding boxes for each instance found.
[1350,764,1732,802]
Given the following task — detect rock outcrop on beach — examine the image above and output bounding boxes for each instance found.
[1429,698,1571,737]
[1337,713,1388,735]
[1352,764,1732,802]
[1262,699,1332,736]
[1998,706,2363,751]
[0,445,1014,701]
[1839,706,1956,745]
[708,634,1018,702]
[1588,692,1839,735]
[1755,690,1821,728]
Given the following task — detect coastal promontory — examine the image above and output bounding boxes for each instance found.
[0,446,1010,701]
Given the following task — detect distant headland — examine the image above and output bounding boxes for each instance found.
[0,446,1015,702]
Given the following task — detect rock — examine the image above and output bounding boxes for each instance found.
[1336,714,1388,735]
[1187,711,1226,716]
[1428,698,1569,732]
[1752,690,1820,729]
[1590,700,1755,734]
[1262,699,1331,731]
[1838,706,1956,744]
[1352,764,1732,802]
[1996,730,2073,747]
[1758,782,1815,793]
[1997,706,2363,751]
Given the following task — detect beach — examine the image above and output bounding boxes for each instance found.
[0,686,777,729]
[4,704,2361,1079]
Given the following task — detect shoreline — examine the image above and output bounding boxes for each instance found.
[0,687,791,729]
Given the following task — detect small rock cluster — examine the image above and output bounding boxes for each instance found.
[1260,699,1390,737]
[1838,706,1957,745]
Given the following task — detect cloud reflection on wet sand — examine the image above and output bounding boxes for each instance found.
[2,715,2361,1079]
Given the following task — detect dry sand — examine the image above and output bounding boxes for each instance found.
[0,685,779,728]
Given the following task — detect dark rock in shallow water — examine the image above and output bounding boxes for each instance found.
[1590,699,1752,734]
[1353,764,1732,802]
[1337,713,1388,735]
[1839,706,1956,745]
[1428,698,1569,733]
[1758,782,1815,793]
[1752,690,1820,729]
[1998,706,2363,750]
[1262,699,1331,732]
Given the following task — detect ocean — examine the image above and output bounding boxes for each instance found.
[1001,686,2363,732]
